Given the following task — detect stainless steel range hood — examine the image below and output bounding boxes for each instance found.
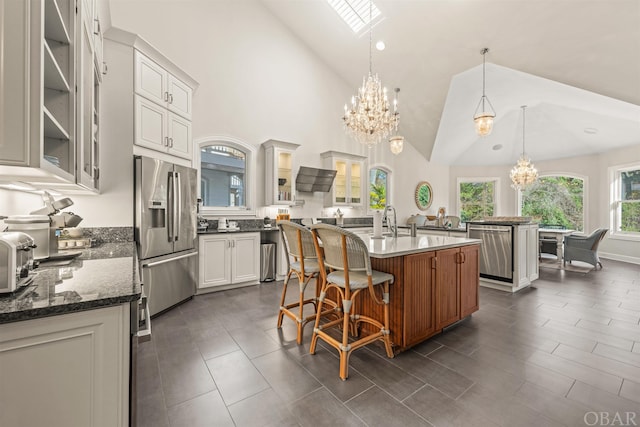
[295,166,337,192]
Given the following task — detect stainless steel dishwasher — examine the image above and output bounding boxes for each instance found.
[468,224,513,282]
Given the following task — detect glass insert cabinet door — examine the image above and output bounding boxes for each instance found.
[277,151,293,202]
[350,162,361,204]
[335,160,347,203]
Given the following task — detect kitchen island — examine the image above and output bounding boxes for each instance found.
[0,243,140,427]
[349,233,481,353]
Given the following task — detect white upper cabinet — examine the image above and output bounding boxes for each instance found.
[263,140,300,206]
[129,49,195,160]
[135,51,193,120]
[135,52,167,106]
[167,74,192,118]
[0,0,104,193]
[321,151,367,208]
[103,28,198,166]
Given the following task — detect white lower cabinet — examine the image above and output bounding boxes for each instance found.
[198,233,260,292]
[514,223,539,289]
[0,304,130,427]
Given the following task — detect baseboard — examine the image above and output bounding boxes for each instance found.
[599,251,640,265]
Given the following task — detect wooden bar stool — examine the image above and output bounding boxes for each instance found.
[309,223,394,380]
[277,220,338,344]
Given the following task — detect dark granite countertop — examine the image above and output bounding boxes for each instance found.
[0,242,141,324]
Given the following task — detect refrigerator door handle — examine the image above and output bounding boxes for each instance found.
[141,251,198,268]
[175,172,182,242]
[167,172,174,242]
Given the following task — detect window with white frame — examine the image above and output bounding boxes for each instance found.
[198,138,255,215]
[369,166,390,211]
[520,175,585,231]
[611,163,640,238]
[457,178,498,223]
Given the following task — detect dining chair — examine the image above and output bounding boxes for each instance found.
[309,223,394,380]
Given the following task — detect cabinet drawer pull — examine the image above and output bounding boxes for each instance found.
[169,137,174,148]
[102,62,108,75]
[164,91,169,102]
[164,137,169,147]
[168,93,173,104]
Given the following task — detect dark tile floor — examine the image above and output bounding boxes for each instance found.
[137,258,640,427]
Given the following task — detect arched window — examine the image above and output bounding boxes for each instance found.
[369,166,391,211]
[520,175,585,231]
[197,137,255,216]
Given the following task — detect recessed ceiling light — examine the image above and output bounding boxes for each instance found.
[492,144,503,151]
[584,127,599,134]
[375,40,385,51]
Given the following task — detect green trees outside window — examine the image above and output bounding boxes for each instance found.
[369,168,388,210]
[459,181,495,223]
[521,176,584,231]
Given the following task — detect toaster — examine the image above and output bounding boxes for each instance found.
[0,232,37,293]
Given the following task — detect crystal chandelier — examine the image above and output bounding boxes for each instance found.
[474,48,496,136]
[342,1,398,147]
[510,106,538,190]
[389,88,403,155]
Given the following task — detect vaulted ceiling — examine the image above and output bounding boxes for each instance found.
[261,0,640,165]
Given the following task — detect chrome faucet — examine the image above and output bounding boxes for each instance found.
[383,205,398,238]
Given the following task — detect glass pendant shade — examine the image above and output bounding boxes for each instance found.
[474,48,496,136]
[389,135,404,155]
[474,112,494,136]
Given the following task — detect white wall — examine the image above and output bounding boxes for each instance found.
[106,0,445,223]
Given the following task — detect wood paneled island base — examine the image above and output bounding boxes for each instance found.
[340,235,480,354]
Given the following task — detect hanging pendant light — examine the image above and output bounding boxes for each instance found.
[342,1,399,147]
[510,106,538,190]
[474,48,496,136]
[389,88,404,155]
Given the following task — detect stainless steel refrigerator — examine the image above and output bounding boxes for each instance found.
[134,155,198,317]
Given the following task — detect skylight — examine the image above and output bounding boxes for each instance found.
[327,0,382,34]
